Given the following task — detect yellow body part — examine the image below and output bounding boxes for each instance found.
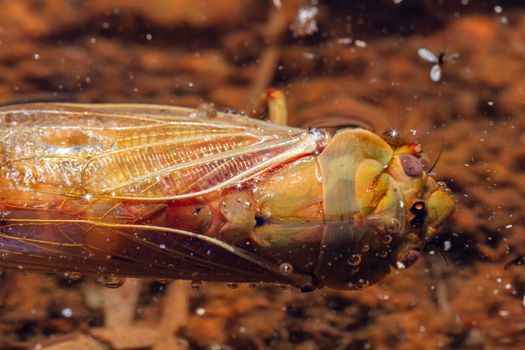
[354,159,390,215]
[318,129,394,221]
[267,89,288,126]
[254,156,323,222]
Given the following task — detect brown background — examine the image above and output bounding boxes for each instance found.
[0,1,524,349]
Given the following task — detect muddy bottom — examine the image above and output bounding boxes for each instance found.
[0,1,524,350]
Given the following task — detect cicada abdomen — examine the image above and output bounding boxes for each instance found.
[0,103,454,290]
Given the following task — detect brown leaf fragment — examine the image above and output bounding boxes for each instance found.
[41,334,107,350]
[90,325,159,350]
[103,279,143,327]
[154,281,190,350]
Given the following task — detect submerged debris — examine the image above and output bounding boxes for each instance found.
[290,4,319,37]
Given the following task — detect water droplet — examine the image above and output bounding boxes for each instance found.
[61,307,73,318]
[386,218,401,233]
[291,6,319,37]
[68,271,83,281]
[354,39,367,48]
[437,181,452,193]
[102,275,125,289]
[354,278,370,290]
[279,262,293,275]
[347,254,362,266]
[226,283,239,289]
[191,280,202,290]
[382,234,393,245]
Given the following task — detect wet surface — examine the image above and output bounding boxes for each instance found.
[0,1,524,349]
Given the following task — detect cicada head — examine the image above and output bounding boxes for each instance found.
[384,141,455,270]
[315,128,454,290]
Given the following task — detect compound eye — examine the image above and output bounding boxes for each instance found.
[410,201,427,228]
[399,153,423,177]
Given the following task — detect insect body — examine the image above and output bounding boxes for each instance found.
[0,103,455,290]
[417,48,458,82]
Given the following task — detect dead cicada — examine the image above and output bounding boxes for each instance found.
[0,99,454,291]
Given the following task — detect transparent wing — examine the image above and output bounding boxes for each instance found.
[0,218,306,284]
[0,104,322,285]
[0,103,319,201]
[0,103,320,288]
[430,64,442,82]
[417,48,438,63]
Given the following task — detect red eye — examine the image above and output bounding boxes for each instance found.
[398,154,423,177]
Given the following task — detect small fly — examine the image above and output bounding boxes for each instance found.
[417,48,458,82]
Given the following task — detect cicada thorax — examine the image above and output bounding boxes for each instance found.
[158,128,408,290]
[311,129,407,289]
[157,158,322,283]
[160,155,327,288]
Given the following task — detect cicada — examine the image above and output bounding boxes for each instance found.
[0,101,454,291]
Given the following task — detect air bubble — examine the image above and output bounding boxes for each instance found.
[102,275,126,289]
[437,181,452,193]
[382,234,393,245]
[62,307,73,318]
[279,262,293,275]
[354,278,370,290]
[226,283,239,289]
[68,271,83,281]
[191,280,202,290]
[347,254,362,266]
[291,6,319,37]
[386,218,401,233]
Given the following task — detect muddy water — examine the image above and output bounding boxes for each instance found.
[0,1,524,349]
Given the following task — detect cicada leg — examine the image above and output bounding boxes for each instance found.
[250,88,288,125]
[266,88,288,126]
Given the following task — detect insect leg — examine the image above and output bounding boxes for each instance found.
[266,88,288,125]
[249,88,288,125]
